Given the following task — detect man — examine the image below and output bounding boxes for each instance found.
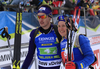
[22,4,62,69]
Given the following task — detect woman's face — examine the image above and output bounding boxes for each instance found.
[58,21,67,37]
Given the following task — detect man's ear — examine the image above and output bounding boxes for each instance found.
[49,17,52,21]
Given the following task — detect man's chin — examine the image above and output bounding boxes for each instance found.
[40,25,44,27]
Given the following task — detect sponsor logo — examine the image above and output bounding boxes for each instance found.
[39,37,54,41]
[39,61,47,65]
[39,60,61,66]
[49,61,61,65]
[41,43,52,46]
[39,47,57,55]
[61,41,67,46]
[39,7,46,11]
[0,51,28,62]
[0,54,11,61]
[38,55,60,59]
[93,49,100,69]
[89,36,100,45]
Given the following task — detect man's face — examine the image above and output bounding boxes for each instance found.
[37,13,51,29]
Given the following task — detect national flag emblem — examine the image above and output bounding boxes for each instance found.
[39,47,57,55]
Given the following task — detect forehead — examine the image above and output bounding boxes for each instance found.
[58,21,66,25]
[37,13,46,16]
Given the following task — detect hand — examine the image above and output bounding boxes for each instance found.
[61,51,67,65]
[5,27,8,33]
[65,61,76,69]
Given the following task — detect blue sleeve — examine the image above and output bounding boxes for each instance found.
[75,35,95,69]
[22,29,36,69]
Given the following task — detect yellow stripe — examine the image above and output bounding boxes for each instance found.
[80,63,83,68]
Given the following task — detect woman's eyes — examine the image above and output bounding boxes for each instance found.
[58,25,66,27]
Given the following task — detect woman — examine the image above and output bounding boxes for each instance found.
[57,15,95,69]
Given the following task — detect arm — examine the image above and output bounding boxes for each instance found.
[21,29,36,69]
[75,35,95,69]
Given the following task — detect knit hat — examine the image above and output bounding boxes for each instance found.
[57,15,65,22]
[38,5,52,17]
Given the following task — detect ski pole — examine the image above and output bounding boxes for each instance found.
[5,27,13,60]
[1,27,12,60]
[67,21,73,61]
[69,23,73,61]
[0,27,13,65]
[83,8,87,36]
[0,28,4,31]
[67,29,70,61]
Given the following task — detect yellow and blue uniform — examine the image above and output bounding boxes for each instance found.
[60,35,95,69]
[22,25,62,69]
[35,27,61,67]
